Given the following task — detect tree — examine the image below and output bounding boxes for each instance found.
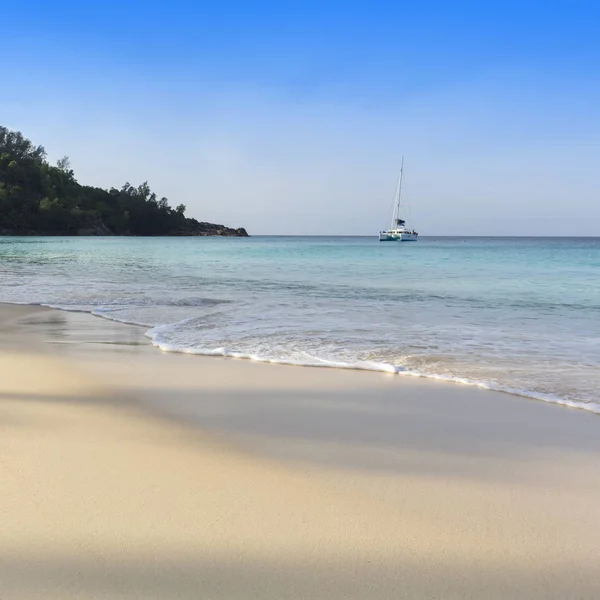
[0,125,46,161]
[0,125,247,237]
[56,156,71,172]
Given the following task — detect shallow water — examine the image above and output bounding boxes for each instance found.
[1,235,598,413]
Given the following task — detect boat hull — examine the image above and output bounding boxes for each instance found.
[379,232,418,242]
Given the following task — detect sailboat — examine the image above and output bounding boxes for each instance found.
[378,157,418,242]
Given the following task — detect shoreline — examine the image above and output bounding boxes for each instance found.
[5,300,599,416]
[2,303,600,598]
[3,303,600,477]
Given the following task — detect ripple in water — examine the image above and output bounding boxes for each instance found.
[0,235,599,413]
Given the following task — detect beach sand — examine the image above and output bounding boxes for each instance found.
[1,304,599,599]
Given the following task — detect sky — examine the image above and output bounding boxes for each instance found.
[2,0,600,235]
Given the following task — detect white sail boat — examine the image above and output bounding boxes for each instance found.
[379,157,418,242]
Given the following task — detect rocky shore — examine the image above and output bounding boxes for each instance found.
[172,220,249,237]
[0,221,249,237]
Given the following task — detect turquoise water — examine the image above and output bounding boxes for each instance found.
[1,236,599,412]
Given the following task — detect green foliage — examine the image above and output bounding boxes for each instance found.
[56,155,71,172]
[0,126,190,235]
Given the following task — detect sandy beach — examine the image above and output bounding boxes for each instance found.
[1,303,600,599]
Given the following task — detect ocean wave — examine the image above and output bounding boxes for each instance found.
[144,322,600,416]
[64,297,230,309]
[9,300,600,416]
[176,277,600,312]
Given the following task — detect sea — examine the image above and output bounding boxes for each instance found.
[1,236,598,413]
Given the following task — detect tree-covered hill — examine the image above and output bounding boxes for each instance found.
[0,126,248,237]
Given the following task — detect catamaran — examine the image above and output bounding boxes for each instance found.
[379,157,418,242]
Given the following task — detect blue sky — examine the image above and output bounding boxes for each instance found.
[3,0,600,234]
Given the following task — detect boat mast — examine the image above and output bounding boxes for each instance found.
[391,156,404,229]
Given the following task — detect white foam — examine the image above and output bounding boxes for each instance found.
[396,370,600,414]
[9,301,600,416]
[146,333,402,373]
[144,326,600,414]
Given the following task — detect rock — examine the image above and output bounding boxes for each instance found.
[169,219,249,237]
[77,222,114,236]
